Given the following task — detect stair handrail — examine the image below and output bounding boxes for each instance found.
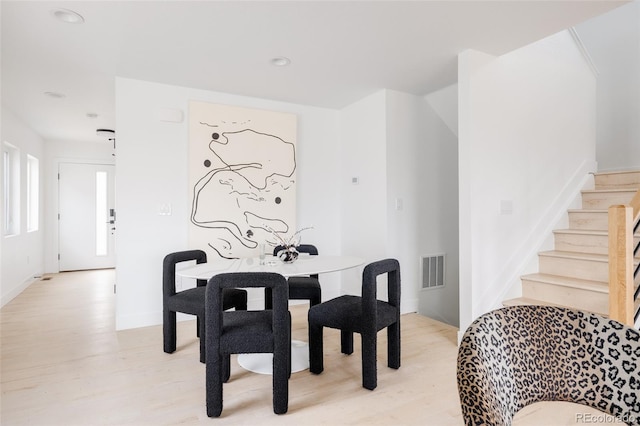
[608,188,640,326]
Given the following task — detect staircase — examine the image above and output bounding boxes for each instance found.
[504,170,640,317]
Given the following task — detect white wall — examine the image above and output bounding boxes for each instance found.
[415,91,460,326]
[115,78,341,330]
[575,1,640,172]
[385,91,422,314]
[43,140,115,273]
[1,105,45,306]
[458,30,598,334]
[338,91,388,295]
[385,90,459,322]
[425,84,459,138]
[115,81,453,329]
[337,89,459,319]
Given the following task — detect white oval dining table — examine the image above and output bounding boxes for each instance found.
[177,254,365,374]
[177,254,364,280]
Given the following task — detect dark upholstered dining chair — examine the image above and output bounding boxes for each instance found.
[265,244,322,309]
[163,250,247,363]
[205,272,291,417]
[308,258,401,390]
[457,305,640,426]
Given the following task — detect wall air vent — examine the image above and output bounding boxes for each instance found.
[421,254,445,290]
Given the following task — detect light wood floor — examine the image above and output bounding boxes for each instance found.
[0,270,463,425]
[1,270,620,425]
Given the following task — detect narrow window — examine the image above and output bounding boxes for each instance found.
[95,171,108,256]
[3,143,20,236]
[27,155,39,232]
[3,150,9,233]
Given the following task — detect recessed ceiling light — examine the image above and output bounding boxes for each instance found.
[44,91,66,99]
[270,57,291,67]
[51,8,85,24]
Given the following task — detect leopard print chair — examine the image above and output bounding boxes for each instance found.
[457,305,640,425]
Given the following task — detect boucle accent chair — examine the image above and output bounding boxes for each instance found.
[205,272,291,417]
[308,258,401,390]
[457,305,640,426]
[265,244,322,309]
[162,250,247,363]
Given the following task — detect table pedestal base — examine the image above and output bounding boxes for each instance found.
[237,340,309,375]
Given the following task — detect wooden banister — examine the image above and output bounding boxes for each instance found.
[608,188,640,326]
[631,189,640,222]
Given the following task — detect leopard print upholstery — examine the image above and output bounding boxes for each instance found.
[457,305,640,425]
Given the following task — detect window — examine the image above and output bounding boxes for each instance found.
[3,142,20,236]
[27,155,39,232]
[2,150,8,233]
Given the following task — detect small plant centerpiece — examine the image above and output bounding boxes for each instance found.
[264,225,313,264]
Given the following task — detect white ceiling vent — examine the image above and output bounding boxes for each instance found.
[421,254,445,290]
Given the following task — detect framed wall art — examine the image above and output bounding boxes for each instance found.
[188,101,297,259]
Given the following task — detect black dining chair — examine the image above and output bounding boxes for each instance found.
[308,258,401,390]
[205,272,291,417]
[265,244,322,309]
[163,250,247,363]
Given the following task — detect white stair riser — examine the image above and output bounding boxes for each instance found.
[539,255,608,282]
[521,279,608,315]
[582,191,638,209]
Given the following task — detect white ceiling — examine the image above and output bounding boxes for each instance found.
[1,1,627,143]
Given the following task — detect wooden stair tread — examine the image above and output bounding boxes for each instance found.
[594,169,640,177]
[539,250,639,264]
[538,250,609,262]
[553,228,640,237]
[581,188,638,194]
[553,229,608,236]
[521,273,608,293]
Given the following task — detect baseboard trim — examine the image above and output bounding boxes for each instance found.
[1,275,40,308]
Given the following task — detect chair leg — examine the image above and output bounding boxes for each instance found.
[287,319,292,379]
[387,321,401,369]
[163,310,177,354]
[273,341,289,414]
[206,351,224,417]
[361,331,377,390]
[223,354,231,383]
[237,293,248,311]
[265,287,273,310]
[199,315,206,363]
[309,321,324,374]
[341,330,354,355]
[310,289,321,307]
[196,316,200,337]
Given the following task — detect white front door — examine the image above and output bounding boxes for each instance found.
[59,163,116,271]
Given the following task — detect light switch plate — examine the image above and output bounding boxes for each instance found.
[158,203,172,216]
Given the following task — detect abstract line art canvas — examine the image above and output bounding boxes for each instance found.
[188,101,297,259]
